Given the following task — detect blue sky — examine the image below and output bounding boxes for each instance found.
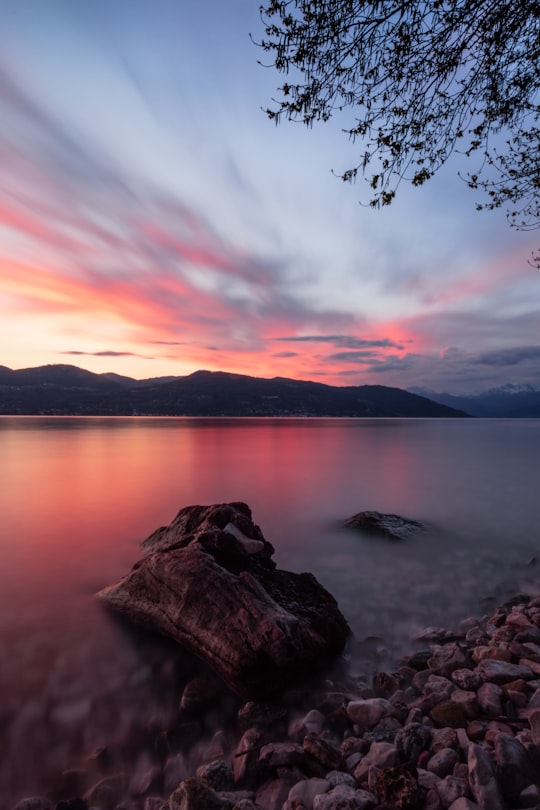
[0,0,538,393]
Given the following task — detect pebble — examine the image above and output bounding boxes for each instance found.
[12,594,540,810]
[287,777,330,809]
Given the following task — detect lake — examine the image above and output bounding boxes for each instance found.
[1,415,539,804]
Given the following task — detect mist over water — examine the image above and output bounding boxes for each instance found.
[1,416,539,803]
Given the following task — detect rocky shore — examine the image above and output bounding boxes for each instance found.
[13,592,540,810]
[11,504,540,810]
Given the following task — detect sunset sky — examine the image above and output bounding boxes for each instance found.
[0,0,538,394]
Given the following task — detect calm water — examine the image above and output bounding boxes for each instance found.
[1,416,540,803]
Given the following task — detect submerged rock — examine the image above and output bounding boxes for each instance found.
[342,510,424,540]
[98,502,350,700]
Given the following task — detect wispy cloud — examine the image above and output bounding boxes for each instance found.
[274,334,406,350]
[63,350,154,359]
[328,351,382,363]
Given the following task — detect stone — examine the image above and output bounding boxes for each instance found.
[447,800,481,810]
[465,627,487,645]
[407,649,434,671]
[233,728,261,786]
[412,669,435,692]
[428,645,469,678]
[303,734,344,771]
[424,675,454,701]
[373,671,401,698]
[237,701,288,734]
[179,676,221,715]
[449,689,478,719]
[417,769,442,790]
[346,698,392,730]
[340,737,369,758]
[515,627,540,644]
[529,688,540,708]
[435,775,468,807]
[471,646,511,664]
[256,776,298,810]
[98,503,350,700]
[317,692,348,713]
[313,784,377,809]
[196,760,234,792]
[288,709,325,740]
[504,687,528,709]
[520,657,540,675]
[476,683,503,717]
[288,777,331,809]
[484,721,512,745]
[169,777,232,809]
[506,610,535,630]
[430,701,467,729]
[493,732,533,804]
[523,641,540,658]
[455,728,470,753]
[427,748,460,778]
[475,659,533,684]
[453,762,469,783]
[424,787,444,809]
[259,742,306,770]
[467,743,504,810]
[465,721,486,742]
[345,752,363,771]
[416,627,466,643]
[529,708,540,745]
[326,771,358,788]
[395,722,431,764]
[353,742,399,784]
[520,783,540,807]
[431,727,459,753]
[374,763,425,809]
[491,625,515,643]
[342,510,424,540]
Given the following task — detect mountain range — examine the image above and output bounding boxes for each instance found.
[0,363,469,418]
[408,384,540,418]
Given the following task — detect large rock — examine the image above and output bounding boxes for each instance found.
[343,510,423,540]
[98,502,350,700]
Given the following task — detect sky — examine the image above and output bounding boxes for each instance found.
[0,0,538,394]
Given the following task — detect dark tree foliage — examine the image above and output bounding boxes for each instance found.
[256,0,539,261]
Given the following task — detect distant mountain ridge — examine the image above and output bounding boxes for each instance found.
[0,363,469,417]
[408,384,540,418]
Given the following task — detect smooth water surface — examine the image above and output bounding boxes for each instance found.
[1,416,539,802]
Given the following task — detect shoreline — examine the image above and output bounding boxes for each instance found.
[11,592,540,810]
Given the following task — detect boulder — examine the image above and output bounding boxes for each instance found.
[98,502,350,700]
[343,510,423,540]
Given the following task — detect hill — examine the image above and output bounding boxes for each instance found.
[0,364,469,417]
[408,384,540,418]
